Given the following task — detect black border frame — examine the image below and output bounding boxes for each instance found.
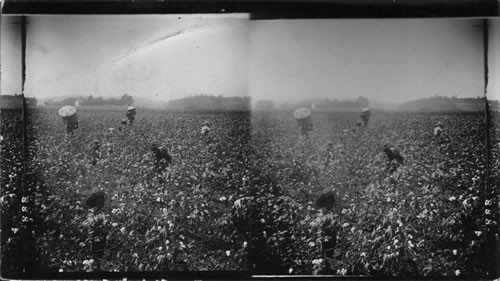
[1,0,498,279]
[2,0,499,18]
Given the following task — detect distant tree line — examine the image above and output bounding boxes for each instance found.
[401,95,492,112]
[305,96,369,109]
[44,94,134,107]
[256,96,370,110]
[0,95,37,109]
[165,95,250,111]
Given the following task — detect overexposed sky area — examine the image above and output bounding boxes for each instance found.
[249,18,486,104]
[2,16,498,104]
[1,15,249,101]
[487,19,500,102]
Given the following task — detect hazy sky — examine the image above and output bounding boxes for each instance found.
[1,15,249,101]
[488,19,500,102]
[2,16,497,104]
[1,15,22,95]
[249,18,485,104]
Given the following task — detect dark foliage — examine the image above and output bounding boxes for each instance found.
[86,191,105,210]
[151,144,172,172]
[383,145,404,165]
[316,192,336,211]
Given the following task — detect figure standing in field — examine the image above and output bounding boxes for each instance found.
[383,144,404,173]
[434,122,443,136]
[126,105,136,125]
[360,108,370,126]
[201,120,216,147]
[151,143,172,173]
[201,120,211,136]
[58,105,79,135]
[433,121,450,145]
[293,107,313,138]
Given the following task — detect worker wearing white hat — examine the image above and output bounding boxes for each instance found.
[293,107,313,138]
[360,108,370,126]
[201,120,211,135]
[434,122,443,136]
[58,105,79,134]
[126,105,136,125]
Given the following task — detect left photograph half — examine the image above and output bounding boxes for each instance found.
[0,14,251,277]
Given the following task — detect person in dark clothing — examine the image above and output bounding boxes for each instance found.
[293,108,313,138]
[63,114,79,134]
[360,108,370,126]
[86,191,105,210]
[383,144,404,172]
[59,106,79,135]
[126,106,136,125]
[151,144,172,173]
[297,116,313,138]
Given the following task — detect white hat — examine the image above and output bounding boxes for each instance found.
[58,105,77,117]
[293,107,311,120]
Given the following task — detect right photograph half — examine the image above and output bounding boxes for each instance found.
[244,18,499,277]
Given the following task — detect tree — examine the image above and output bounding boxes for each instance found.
[87,95,95,105]
[356,96,370,108]
[121,94,134,105]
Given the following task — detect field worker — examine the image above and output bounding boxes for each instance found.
[434,122,443,136]
[293,107,313,138]
[58,105,79,135]
[126,105,136,125]
[382,144,404,173]
[201,120,211,135]
[151,143,172,173]
[360,108,370,126]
